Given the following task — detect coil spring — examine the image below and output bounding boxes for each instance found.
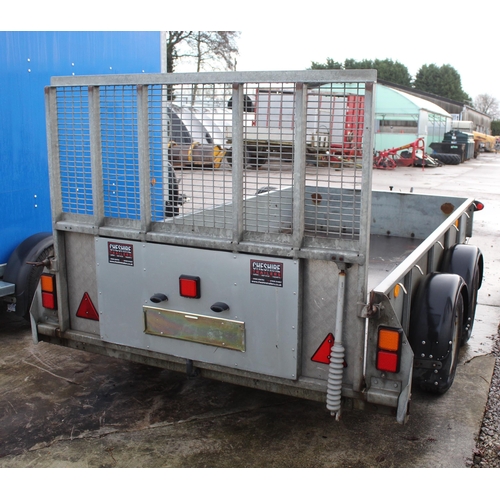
[326,342,345,419]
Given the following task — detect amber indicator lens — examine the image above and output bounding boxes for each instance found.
[40,274,55,293]
[378,328,401,352]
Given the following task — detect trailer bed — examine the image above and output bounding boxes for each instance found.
[368,234,422,291]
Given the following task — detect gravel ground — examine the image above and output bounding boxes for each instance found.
[468,323,500,468]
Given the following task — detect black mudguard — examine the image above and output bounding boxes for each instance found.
[3,232,53,319]
[440,244,483,290]
[409,272,467,361]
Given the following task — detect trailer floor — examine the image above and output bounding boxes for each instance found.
[368,234,421,291]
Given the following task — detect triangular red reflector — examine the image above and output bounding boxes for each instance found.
[311,333,334,364]
[76,292,99,321]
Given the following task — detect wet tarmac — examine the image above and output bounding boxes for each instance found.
[0,307,496,468]
[1,154,499,468]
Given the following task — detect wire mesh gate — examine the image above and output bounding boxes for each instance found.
[46,70,376,262]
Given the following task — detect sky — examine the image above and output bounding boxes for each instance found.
[7,1,499,103]
[231,13,498,102]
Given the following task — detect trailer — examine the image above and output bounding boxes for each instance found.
[0,31,163,318]
[30,70,484,423]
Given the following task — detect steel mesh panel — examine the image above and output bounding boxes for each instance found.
[303,83,364,239]
[56,87,93,215]
[242,82,295,234]
[154,82,235,228]
[100,85,140,219]
[148,85,173,222]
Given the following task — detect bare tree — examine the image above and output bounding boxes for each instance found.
[165,31,193,73]
[186,31,240,72]
[474,94,500,119]
[164,31,240,104]
[164,31,240,73]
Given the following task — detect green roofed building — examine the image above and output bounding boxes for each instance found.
[374,85,451,154]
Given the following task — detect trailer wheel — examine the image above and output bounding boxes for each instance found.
[440,244,483,345]
[244,146,267,169]
[3,233,54,320]
[226,146,265,169]
[409,273,466,394]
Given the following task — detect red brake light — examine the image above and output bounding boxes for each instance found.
[377,351,399,372]
[474,200,484,211]
[179,275,201,298]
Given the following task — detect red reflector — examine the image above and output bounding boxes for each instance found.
[42,291,57,310]
[311,333,335,364]
[76,292,99,321]
[179,275,201,298]
[377,351,399,373]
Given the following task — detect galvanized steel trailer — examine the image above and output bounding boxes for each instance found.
[31,70,484,423]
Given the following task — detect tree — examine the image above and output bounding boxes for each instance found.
[310,58,343,70]
[186,31,240,72]
[165,31,240,73]
[491,121,500,136]
[414,64,471,103]
[309,58,412,86]
[474,94,500,119]
[165,31,193,73]
[345,58,412,86]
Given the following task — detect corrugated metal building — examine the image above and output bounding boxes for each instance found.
[379,80,492,135]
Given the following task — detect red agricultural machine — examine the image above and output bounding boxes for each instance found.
[373,138,442,169]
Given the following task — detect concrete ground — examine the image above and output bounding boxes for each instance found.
[1,154,499,468]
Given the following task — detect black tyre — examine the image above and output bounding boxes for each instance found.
[431,153,461,165]
[244,146,268,169]
[440,244,483,345]
[409,273,465,394]
[224,147,266,169]
[463,266,480,344]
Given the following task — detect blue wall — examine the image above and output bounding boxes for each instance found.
[0,31,162,263]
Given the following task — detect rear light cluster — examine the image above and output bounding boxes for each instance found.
[376,327,402,373]
[40,273,57,310]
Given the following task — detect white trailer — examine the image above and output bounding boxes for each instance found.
[31,70,484,423]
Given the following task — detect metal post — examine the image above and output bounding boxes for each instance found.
[231,83,244,246]
[88,86,104,230]
[292,82,306,252]
[137,84,152,237]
